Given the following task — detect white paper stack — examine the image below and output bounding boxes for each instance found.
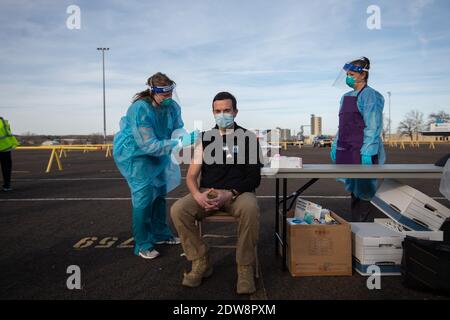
[270,156,303,169]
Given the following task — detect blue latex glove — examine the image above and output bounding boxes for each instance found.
[330,148,336,164]
[180,130,199,148]
[361,155,372,165]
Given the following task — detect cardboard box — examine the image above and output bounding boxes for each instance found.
[286,211,352,277]
[372,179,450,231]
[374,218,443,241]
[351,222,404,276]
[352,259,402,276]
[351,223,403,264]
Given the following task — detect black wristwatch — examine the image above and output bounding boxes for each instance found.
[230,189,240,201]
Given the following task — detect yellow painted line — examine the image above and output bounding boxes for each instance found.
[73,237,134,249]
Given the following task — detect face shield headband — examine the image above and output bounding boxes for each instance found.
[149,82,176,94]
[343,62,369,73]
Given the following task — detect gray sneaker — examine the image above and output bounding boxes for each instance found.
[138,249,160,260]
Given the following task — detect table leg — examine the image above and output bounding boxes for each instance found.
[287,178,320,211]
[282,178,287,271]
[275,178,279,256]
[278,178,319,271]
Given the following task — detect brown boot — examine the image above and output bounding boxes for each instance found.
[237,264,256,294]
[182,255,213,287]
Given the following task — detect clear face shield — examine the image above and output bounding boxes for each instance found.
[149,82,181,107]
[332,61,369,89]
[149,82,189,144]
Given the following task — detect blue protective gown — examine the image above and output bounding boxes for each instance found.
[331,86,385,200]
[113,99,184,254]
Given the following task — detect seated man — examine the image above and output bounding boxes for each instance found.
[170,91,263,295]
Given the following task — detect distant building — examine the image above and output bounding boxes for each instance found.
[311,114,322,137]
[41,140,60,146]
[60,139,79,145]
[429,122,450,134]
[422,122,450,140]
[276,128,292,141]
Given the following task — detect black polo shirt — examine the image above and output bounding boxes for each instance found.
[199,123,263,193]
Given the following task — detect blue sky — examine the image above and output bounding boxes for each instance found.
[0,0,449,135]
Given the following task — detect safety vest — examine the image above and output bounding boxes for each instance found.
[0,117,19,151]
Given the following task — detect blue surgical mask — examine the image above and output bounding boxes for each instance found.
[214,112,234,129]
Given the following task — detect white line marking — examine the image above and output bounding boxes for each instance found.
[0,198,132,201]
[12,177,185,182]
[0,196,447,202]
[10,176,293,182]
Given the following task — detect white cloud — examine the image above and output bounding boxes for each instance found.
[0,0,449,136]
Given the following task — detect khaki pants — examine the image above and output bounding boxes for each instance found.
[170,191,260,266]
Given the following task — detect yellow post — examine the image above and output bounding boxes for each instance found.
[400,141,405,150]
[46,149,55,173]
[55,149,63,171]
[105,145,112,158]
[59,148,67,158]
[430,142,435,150]
[46,148,63,173]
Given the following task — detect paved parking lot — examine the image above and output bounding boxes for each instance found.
[1,144,449,300]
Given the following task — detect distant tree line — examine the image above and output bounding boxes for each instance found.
[16,133,114,146]
[396,110,450,141]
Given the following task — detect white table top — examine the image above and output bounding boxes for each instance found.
[261,164,443,179]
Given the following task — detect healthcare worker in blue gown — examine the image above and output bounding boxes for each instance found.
[330,57,385,222]
[113,72,198,259]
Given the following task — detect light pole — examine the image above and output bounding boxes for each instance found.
[97,47,109,144]
[387,91,391,141]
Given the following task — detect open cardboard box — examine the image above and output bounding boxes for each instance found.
[285,210,352,277]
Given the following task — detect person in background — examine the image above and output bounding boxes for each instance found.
[0,117,19,192]
[330,57,385,222]
[113,72,198,260]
